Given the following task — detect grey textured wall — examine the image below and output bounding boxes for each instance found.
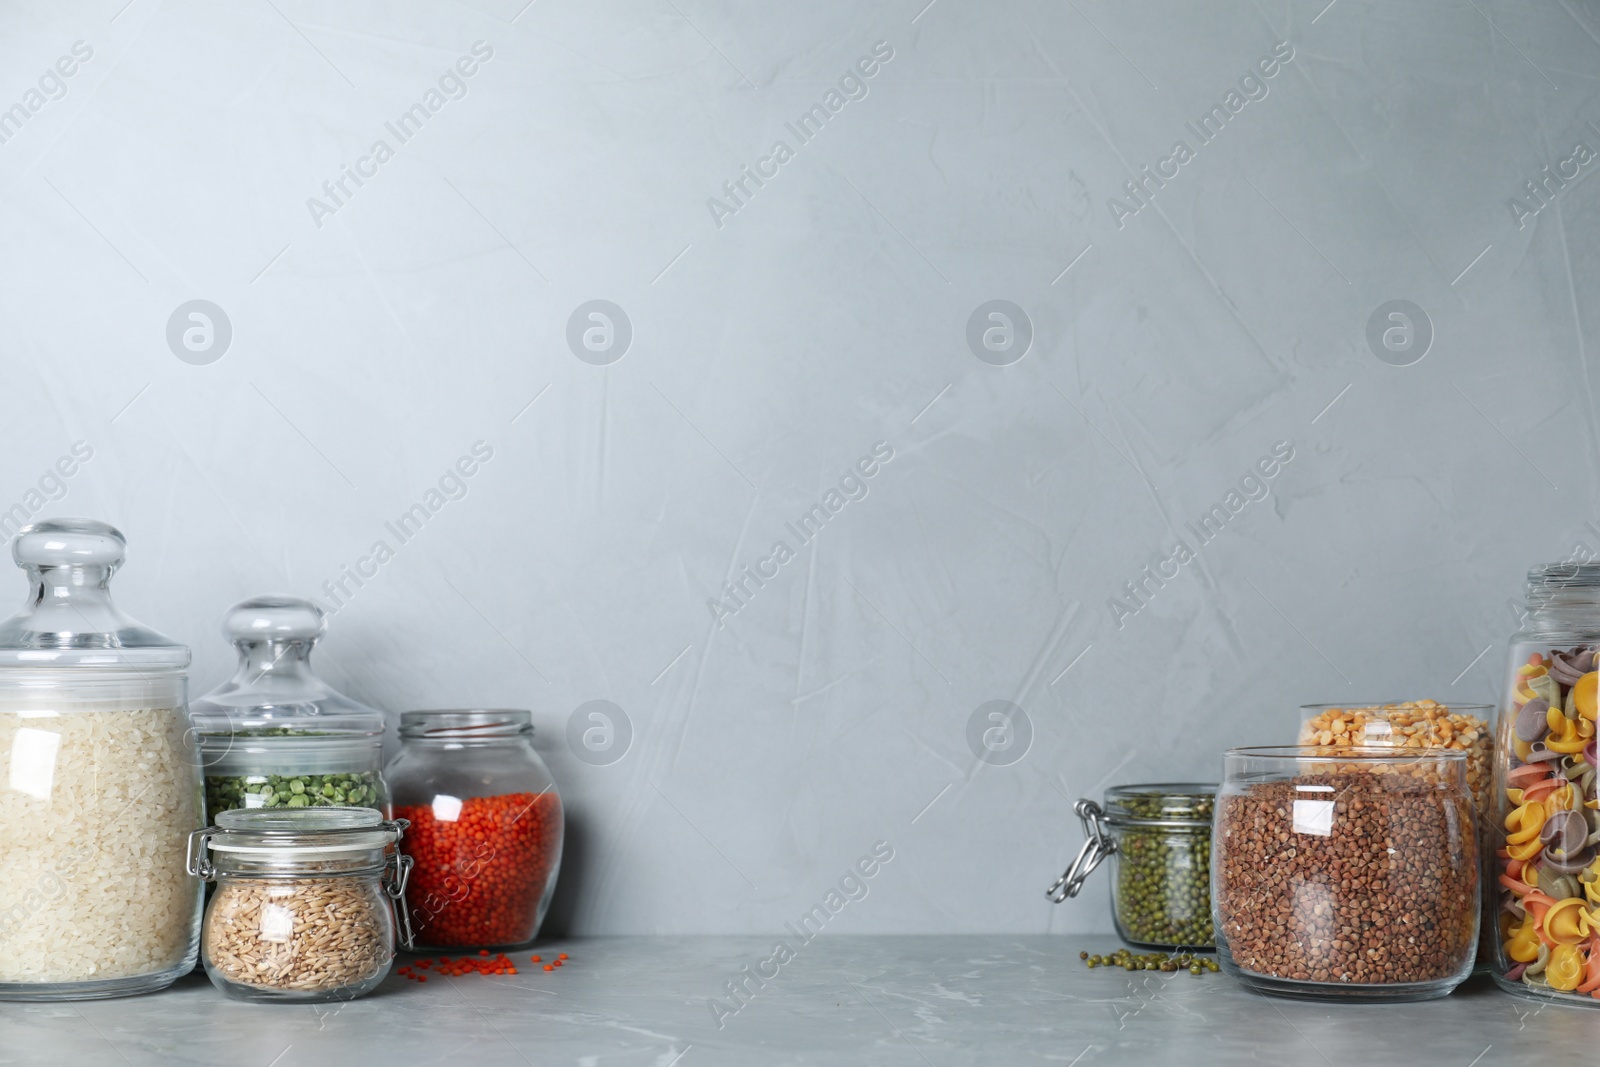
[0,0,1593,934]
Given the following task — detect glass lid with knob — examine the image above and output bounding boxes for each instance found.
[189,596,384,737]
[0,517,188,671]
[191,806,406,870]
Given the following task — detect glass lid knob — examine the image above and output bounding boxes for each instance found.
[223,596,327,646]
[12,517,126,573]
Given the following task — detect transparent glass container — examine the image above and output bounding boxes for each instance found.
[190,597,388,825]
[1049,784,1216,950]
[0,518,203,1000]
[1214,746,1478,1001]
[1298,700,1498,972]
[386,710,563,950]
[1490,562,1600,1005]
[190,807,411,1002]
[1298,701,1494,818]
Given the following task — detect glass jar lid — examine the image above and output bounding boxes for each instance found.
[1528,561,1600,594]
[1519,562,1600,631]
[188,806,405,870]
[1103,783,1217,826]
[1047,782,1218,903]
[210,806,397,853]
[1227,743,1468,762]
[190,596,385,739]
[0,518,188,669]
[400,708,532,739]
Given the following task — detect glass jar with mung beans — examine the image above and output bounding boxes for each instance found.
[190,597,389,825]
[1048,783,1216,950]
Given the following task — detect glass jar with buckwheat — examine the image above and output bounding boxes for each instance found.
[1214,746,1478,1001]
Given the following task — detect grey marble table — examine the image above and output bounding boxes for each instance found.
[0,937,1579,1066]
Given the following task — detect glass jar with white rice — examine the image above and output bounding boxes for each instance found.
[0,519,202,999]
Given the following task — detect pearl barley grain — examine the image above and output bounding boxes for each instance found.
[203,878,391,994]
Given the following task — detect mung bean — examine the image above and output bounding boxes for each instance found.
[1113,793,1214,948]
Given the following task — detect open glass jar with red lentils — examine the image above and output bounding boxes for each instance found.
[385,710,563,950]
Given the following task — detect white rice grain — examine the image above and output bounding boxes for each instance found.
[0,707,201,983]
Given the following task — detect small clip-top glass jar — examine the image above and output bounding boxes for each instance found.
[1214,746,1478,1001]
[190,597,389,824]
[1490,562,1600,1004]
[1048,784,1216,950]
[0,519,203,1000]
[386,710,563,949]
[189,807,412,1001]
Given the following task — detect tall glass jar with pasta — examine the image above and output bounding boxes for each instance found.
[1492,562,1600,1004]
[0,519,203,999]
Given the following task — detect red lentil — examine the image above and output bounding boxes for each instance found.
[396,947,573,986]
[396,791,562,948]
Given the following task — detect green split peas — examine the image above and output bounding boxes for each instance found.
[204,770,383,821]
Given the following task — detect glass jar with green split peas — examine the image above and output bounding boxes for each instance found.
[190,597,389,824]
[1048,784,1216,950]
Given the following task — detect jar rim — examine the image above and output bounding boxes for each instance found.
[209,842,392,857]
[191,716,385,738]
[205,806,403,857]
[1105,781,1217,795]
[400,708,531,738]
[1528,561,1600,589]
[1103,782,1216,826]
[1299,702,1492,712]
[198,731,384,745]
[1225,744,1468,761]
[217,806,383,831]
